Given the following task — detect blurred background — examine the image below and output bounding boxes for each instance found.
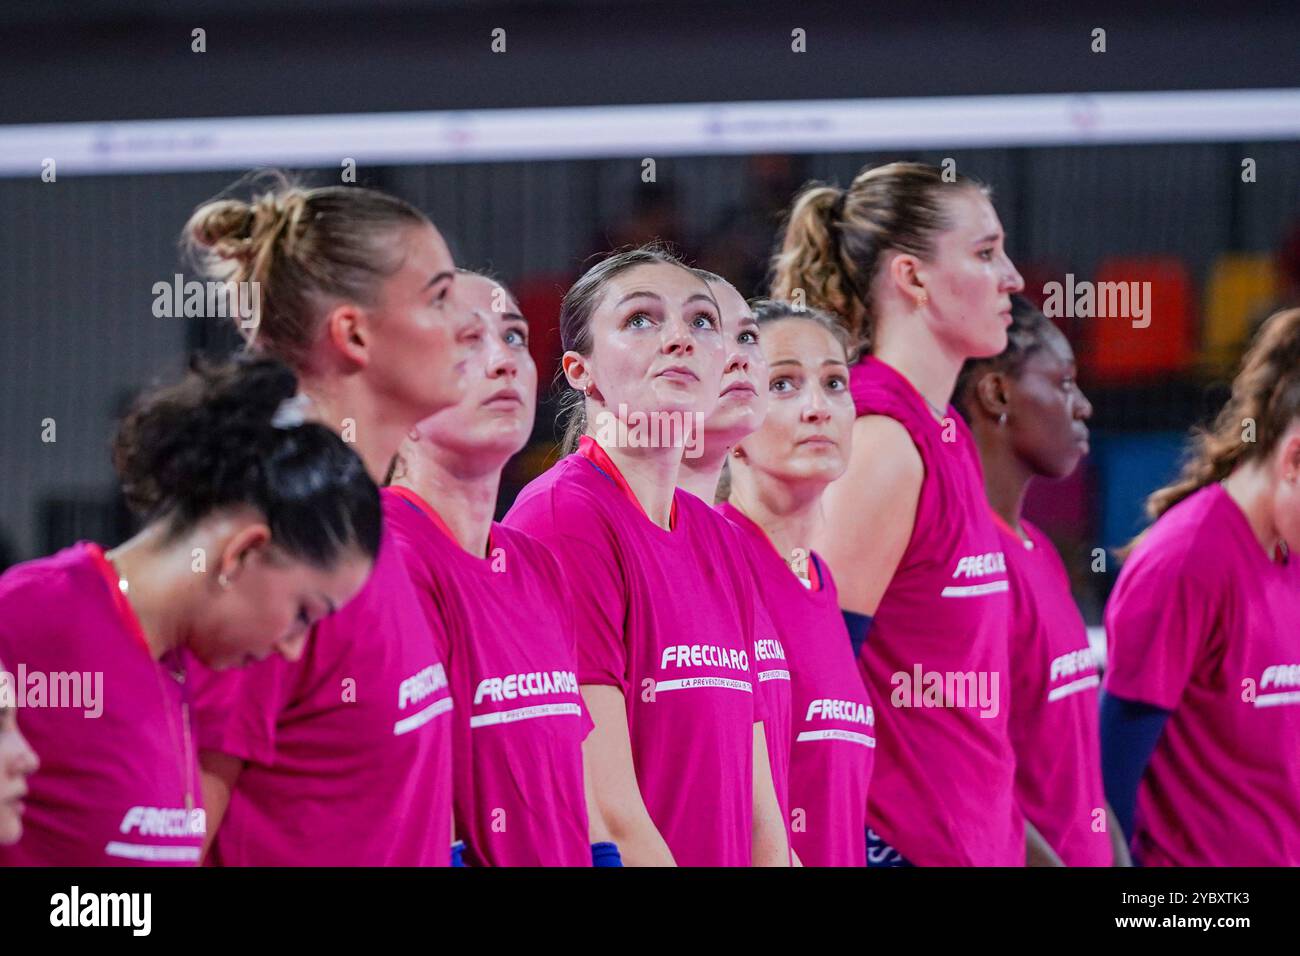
[2,0,1299,625]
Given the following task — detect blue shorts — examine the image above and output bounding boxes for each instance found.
[866,827,914,867]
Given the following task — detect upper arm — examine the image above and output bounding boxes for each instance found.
[580,685,650,830]
[814,415,923,616]
[1103,557,1219,711]
[750,723,790,866]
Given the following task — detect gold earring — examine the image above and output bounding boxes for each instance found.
[917,293,929,308]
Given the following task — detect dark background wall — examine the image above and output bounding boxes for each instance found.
[4,0,1299,124]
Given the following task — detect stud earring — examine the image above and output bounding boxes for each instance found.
[218,572,231,590]
[998,412,1007,427]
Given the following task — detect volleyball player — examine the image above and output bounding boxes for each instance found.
[1102,307,1300,866]
[386,271,595,866]
[771,161,1026,866]
[676,272,794,861]
[182,175,480,865]
[0,658,39,847]
[504,246,789,866]
[721,299,876,866]
[955,295,1127,866]
[0,357,378,864]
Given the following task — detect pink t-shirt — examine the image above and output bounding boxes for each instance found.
[188,488,454,866]
[999,517,1110,866]
[504,437,759,866]
[713,511,793,845]
[0,543,205,865]
[850,356,1023,866]
[385,485,592,867]
[1104,483,1300,866]
[718,503,875,867]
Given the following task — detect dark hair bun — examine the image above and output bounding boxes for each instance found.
[113,355,380,564]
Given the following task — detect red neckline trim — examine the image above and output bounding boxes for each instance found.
[388,485,492,555]
[577,435,678,529]
[84,543,154,658]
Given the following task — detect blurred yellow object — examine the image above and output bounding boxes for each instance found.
[1202,253,1277,371]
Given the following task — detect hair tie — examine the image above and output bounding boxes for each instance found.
[830,187,849,225]
[270,393,312,430]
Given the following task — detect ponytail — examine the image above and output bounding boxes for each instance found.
[771,162,988,357]
[770,186,864,349]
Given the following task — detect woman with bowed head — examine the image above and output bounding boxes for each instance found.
[1103,308,1300,866]
[771,161,1030,866]
[505,246,789,866]
[0,356,378,864]
[181,173,482,866]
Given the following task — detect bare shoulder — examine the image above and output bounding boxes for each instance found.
[844,415,924,487]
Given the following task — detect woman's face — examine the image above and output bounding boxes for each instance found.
[703,281,769,450]
[0,665,39,845]
[569,262,726,441]
[1005,325,1093,479]
[187,528,373,671]
[364,223,485,425]
[917,189,1024,359]
[1272,424,1300,554]
[734,318,855,488]
[412,275,538,466]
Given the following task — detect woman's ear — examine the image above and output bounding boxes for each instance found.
[561,351,589,391]
[1276,424,1300,484]
[885,251,926,308]
[563,351,603,403]
[974,371,1011,422]
[322,303,371,369]
[217,523,274,586]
